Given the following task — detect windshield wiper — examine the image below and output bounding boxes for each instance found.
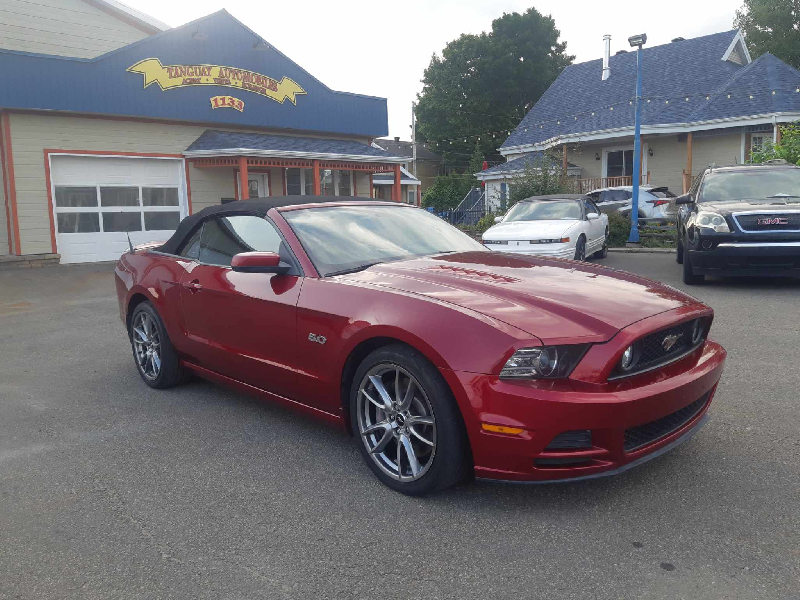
[326,262,382,277]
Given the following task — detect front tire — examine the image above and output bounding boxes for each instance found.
[574,235,587,262]
[676,233,684,264]
[593,230,608,259]
[130,301,191,389]
[682,249,704,285]
[350,344,470,496]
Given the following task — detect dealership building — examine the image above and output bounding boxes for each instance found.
[0,1,408,264]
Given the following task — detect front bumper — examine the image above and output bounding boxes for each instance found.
[444,339,726,482]
[484,243,574,260]
[688,241,800,277]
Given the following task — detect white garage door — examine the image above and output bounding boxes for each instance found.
[51,155,188,263]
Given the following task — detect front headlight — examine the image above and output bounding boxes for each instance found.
[696,211,730,233]
[500,344,590,379]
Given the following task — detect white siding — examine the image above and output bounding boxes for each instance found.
[645,135,687,193]
[0,0,151,58]
[354,172,371,197]
[567,143,604,180]
[6,113,377,255]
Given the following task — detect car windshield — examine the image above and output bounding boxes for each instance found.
[700,170,800,203]
[282,205,486,276]
[503,200,581,222]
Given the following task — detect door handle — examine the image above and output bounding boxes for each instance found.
[184,279,202,293]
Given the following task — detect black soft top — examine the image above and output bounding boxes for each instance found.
[158,195,379,255]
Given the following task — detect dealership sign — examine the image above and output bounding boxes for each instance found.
[127,58,306,105]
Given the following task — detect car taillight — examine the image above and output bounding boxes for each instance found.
[646,200,670,206]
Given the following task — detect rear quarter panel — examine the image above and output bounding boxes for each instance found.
[114,252,190,351]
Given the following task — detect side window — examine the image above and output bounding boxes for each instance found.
[582,199,593,217]
[178,225,203,259]
[199,215,283,267]
[587,199,601,214]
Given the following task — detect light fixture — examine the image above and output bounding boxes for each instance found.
[648,148,653,157]
[192,28,208,41]
[595,152,600,160]
[253,38,269,50]
[628,33,647,47]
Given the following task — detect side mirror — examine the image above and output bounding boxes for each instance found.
[231,251,290,274]
[675,194,693,205]
[494,216,503,223]
[587,212,600,220]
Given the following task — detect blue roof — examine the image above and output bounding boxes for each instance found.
[478,151,575,177]
[501,31,800,150]
[185,130,406,161]
[0,10,388,138]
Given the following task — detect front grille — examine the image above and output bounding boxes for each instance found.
[624,393,709,452]
[545,430,592,450]
[610,319,705,379]
[734,212,800,232]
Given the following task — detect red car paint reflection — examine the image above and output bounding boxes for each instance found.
[115,201,726,483]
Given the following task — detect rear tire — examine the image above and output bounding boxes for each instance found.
[129,301,191,389]
[682,250,704,285]
[574,235,587,262]
[350,344,470,496]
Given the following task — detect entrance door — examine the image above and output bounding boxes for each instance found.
[50,155,187,264]
[178,213,301,398]
[238,173,270,199]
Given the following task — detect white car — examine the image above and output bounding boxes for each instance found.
[482,195,609,261]
[586,185,677,220]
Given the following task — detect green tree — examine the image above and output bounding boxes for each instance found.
[734,0,800,69]
[750,123,800,164]
[508,154,573,204]
[416,7,573,168]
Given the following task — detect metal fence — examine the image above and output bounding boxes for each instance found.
[438,188,488,226]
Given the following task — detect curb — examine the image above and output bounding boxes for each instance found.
[609,247,676,254]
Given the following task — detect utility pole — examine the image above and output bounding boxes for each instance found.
[411,102,417,178]
[627,33,647,245]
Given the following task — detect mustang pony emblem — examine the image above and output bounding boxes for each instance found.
[662,334,682,352]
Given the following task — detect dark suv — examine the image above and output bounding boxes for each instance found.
[676,161,800,284]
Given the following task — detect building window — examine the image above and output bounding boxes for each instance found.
[606,149,634,177]
[407,189,415,204]
[337,170,352,196]
[286,168,316,195]
[751,135,766,154]
[54,185,180,233]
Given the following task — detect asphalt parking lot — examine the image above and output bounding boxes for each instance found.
[1,254,798,600]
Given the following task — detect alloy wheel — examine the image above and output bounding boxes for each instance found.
[132,312,162,380]
[356,364,437,482]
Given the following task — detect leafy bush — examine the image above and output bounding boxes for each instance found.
[750,123,800,165]
[459,213,500,235]
[421,174,475,212]
[607,212,631,247]
[509,154,574,205]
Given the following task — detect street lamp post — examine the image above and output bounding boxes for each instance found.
[627,33,647,244]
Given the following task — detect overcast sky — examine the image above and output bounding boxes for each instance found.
[124,0,741,140]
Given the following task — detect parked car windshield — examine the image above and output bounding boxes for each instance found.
[503,200,581,222]
[283,205,486,276]
[700,170,800,203]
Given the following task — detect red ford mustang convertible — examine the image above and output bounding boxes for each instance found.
[115,197,726,495]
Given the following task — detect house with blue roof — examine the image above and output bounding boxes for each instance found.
[477,29,800,210]
[0,1,408,264]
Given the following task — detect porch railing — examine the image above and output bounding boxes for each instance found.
[575,172,650,194]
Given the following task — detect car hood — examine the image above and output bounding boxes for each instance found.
[700,199,800,215]
[338,252,700,344]
[482,220,577,240]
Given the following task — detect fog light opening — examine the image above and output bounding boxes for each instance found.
[701,239,713,250]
